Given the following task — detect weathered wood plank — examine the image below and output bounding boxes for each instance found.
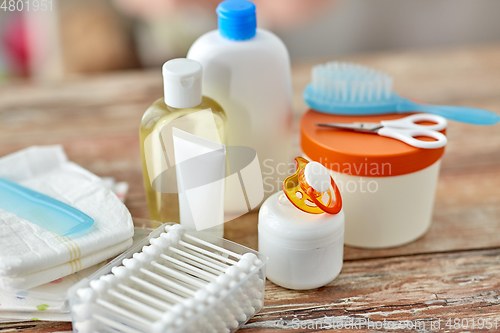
[242,248,500,332]
[0,321,71,332]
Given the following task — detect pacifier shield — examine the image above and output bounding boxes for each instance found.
[283,157,342,214]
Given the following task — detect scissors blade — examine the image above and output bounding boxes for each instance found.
[316,122,383,133]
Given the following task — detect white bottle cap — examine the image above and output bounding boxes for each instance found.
[162,58,202,109]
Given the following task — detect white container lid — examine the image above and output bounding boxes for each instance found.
[162,58,202,109]
[258,192,344,250]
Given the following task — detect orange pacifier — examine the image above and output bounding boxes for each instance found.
[283,157,342,214]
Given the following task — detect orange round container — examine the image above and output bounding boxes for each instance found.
[300,110,446,248]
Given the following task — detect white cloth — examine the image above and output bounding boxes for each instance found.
[0,146,134,282]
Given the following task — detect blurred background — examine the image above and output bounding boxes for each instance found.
[1,0,500,82]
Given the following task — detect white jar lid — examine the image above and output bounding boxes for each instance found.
[258,192,344,250]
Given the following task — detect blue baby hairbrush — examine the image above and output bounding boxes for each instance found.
[303,62,499,126]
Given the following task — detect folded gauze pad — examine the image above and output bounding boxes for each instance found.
[0,146,134,289]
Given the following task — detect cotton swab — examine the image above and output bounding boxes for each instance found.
[169,246,228,272]
[117,282,172,311]
[71,224,266,333]
[113,265,187,304]
[92,314,144,333]
[90,279,158,321]
[177,240,238,265]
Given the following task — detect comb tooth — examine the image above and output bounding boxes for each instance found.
[384,78,389,100]
[376,72,382,99]
[367,73,373,102]
[350,82,358,102]
[322,76,329,100]
[359,82,365,102]
[326,64,337,101]
[359,65,365,77]
[365,82,370,102]
[384,77,393,99]
[320,67,326,90]
[330,76,336,100]
[374,72,379,96]
[341,81,347,102]
[346,65,352,81]
[367,81,373,102]
[322,71,329,98]
[357,64,364,76]
[315,67,322,91]
[327,80,332,101]
[316,74,322,98]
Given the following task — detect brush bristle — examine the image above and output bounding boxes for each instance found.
[311,62,393,103]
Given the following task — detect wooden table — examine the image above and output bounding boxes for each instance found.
[1,45,499,332]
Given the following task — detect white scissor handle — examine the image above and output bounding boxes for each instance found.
[381,114,447,131]
[378,127,448,149]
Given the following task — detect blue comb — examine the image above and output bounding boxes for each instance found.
[304,62,500,126]
[0,177,94,236]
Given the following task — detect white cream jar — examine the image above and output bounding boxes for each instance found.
[301,111,446,248]
[258,191,344,290]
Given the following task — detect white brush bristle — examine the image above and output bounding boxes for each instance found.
[311,62,393,103]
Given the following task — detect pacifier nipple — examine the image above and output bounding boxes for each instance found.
[283,157,342,214]
[304,162,331,193]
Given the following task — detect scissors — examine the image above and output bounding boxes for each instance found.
[316,113,447,149]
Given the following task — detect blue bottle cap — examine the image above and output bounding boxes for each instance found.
[216,0,256,41]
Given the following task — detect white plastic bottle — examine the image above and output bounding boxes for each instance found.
[187,0,293,203]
